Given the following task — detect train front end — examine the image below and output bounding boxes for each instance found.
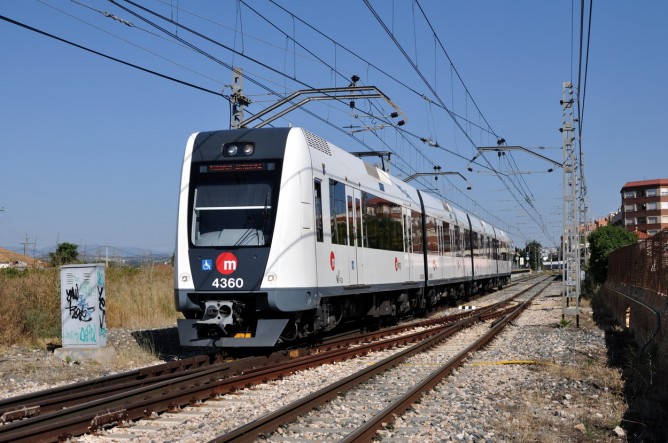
[174,128,292,347]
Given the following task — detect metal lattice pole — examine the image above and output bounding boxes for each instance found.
[561,81,581,326]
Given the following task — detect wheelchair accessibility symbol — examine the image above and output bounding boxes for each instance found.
[202,259,213,271]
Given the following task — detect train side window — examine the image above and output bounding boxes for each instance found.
[404,214,412,252]
[437,223,443,255]
[411,210,423,253]
[464,228,471,257]
[355,197,363,247]
[361,191,403,252]
[426,216,438,253]
[314,180,323,242]
[348,195,355,246]
[329,179,348,245]
[454,225,460,256]
[443,222,451,255]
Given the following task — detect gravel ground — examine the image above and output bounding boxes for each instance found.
[0,280,628,442]
[385,285,627,442]
[0,327,187,399]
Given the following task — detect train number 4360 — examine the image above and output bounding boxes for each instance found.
[212,277,244,289]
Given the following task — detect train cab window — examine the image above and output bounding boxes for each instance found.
[190,168,277,247]
[314,180,323,242]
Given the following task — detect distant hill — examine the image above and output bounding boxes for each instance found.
[0,247,46,268]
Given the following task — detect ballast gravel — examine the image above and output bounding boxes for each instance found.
[0,279,627,442]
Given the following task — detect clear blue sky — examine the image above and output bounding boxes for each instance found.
[1,1,666,255]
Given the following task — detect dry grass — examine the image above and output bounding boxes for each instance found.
[0,265,179,348]
[497,361,626,442]
[105,265,179,329]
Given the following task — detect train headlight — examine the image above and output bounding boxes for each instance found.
[225,144,239,156]
[180,273,190,283]
[241,143,254,155]
[223,142,254,157]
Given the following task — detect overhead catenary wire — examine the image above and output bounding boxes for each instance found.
[262,0,497,138]
[413,0,498,141]
[45,0,226,87]
[116,0,521,234]
[0,14,230,101]
[363,0,553,244]
[113,0,444,189]
[409,1,557,242]
[130,0,524,239]
[234,1,445,176]
[113,0,402,133]
[18,2,560,246]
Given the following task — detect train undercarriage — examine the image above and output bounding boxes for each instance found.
[177,275,509,348]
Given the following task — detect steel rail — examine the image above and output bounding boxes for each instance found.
[341,279,553,442]
[208,277,554,443]
[0,354,211,419]
[0,275,549,442]
[0,275,541,423]
[0,309,485,443]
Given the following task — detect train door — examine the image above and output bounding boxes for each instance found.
[345,186,363,285]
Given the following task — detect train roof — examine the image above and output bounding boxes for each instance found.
[187,127,509,241]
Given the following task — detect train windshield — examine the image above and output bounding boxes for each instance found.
[190,163,280,247]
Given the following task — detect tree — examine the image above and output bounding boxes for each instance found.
[49,242,79,266]
[587,225,637,284]
[526,240,543,271]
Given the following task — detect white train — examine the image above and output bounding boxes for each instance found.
[174,127,511,347]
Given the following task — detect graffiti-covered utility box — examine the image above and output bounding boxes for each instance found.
[60,264,106,348]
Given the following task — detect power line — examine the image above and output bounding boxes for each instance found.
[113,0,398,131]
[113,0,438,184]
[154,0,540,239]
[56,0,226,86]
[0,15,229,100]
[413,0,498,139]
[261,0,497,138]
[363,1,551,243]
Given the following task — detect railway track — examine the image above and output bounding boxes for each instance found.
[210,277,551,442]
[0,275,551,442]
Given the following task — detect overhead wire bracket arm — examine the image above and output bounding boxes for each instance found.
[239,85,404,128]
[253,94,383,128]
[475,146,563,169]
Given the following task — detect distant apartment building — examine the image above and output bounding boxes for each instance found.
[595,211,622,228]
[620,178,668,236]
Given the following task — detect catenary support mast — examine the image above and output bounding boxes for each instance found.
[561,81,581,326]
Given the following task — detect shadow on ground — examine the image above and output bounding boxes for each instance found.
[591,290,668,442]
[131,327,214,361]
